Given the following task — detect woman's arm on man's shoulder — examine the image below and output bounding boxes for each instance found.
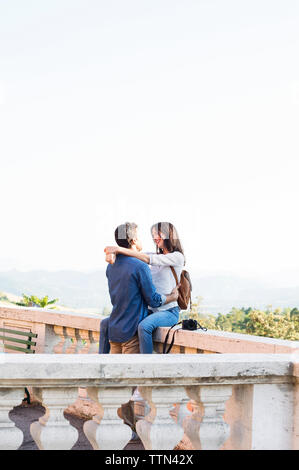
[104,246,150,264]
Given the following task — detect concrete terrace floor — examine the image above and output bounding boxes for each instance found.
[9,403,144,451]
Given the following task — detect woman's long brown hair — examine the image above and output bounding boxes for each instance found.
[151,222,185,263]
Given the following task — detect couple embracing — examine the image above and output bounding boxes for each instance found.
[99,221,185,354]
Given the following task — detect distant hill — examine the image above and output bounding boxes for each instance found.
[191,275,299,314]
[0,269,298,315]
[0,290,101,315]
[0,270,111,313]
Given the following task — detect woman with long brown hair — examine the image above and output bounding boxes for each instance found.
[103,222,185,353]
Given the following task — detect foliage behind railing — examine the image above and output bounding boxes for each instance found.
[180,297,299,340]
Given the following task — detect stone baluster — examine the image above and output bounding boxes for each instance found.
[136,386,185,450]
[76,329,91,354]
[52,325,66,353]
[186,385,232,450]
[176,399,192,428]
[83,387,132,450]
[178,398,202,450]
[0,388,24,450]
[30,387,79,450]
[88,331,100,354]
[44,325,65,354]
[64,327,78,354]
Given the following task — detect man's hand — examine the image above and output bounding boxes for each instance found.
[165,284,180,304]
[170,284,180,301]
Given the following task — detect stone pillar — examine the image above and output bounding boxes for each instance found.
[88,331,100,353]
[136,386,185,450]
[0,388,24,450]
[52,326,66,353]
[44,324,64,353]
[83,387,132,450]
[64,328,77,354]
[30,387,79,450]
[186,385,232,450]
[251,383,294,450]
[76,329,90,353]
[178,398,202,450]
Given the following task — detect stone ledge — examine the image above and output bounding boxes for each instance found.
[0,354,295,388]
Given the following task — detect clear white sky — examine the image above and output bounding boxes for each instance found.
[1,1,299,285]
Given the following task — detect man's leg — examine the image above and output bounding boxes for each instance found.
[99,316,110,354]
[138,308,179,354]
[122,335,140,354]
[109,341,122,354]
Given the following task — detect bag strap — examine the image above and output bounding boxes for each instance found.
[170,266,179,285]
[163,320,208,354]
[197,322,208,332]
[163,322,181,354]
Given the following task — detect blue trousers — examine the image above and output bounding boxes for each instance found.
[99,316,110,354]
[99,307,180,354]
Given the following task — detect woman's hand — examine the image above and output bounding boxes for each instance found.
[104,246,120,255]
[104,246,120,264]
[105,253,116,264]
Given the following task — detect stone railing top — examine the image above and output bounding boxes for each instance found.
[0,304,102,331]
[0,353,297,387]
[0,304,101,318]
[154,326,299,353]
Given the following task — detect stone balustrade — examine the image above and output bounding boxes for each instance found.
[0,305,101,354]
[1,305,298,450]
[0,353,298,450]
[1,305,298,355]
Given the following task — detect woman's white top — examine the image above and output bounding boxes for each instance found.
[146,251,185,312]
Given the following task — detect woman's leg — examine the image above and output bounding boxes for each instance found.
[99,316,111,354]
[138,308,179,354]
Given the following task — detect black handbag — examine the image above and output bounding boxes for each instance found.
[162,319,207,354]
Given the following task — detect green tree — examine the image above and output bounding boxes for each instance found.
[16,294,59,309]
[179,297,299,341]
[245,309,299,340]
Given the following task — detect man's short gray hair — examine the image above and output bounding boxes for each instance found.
[114,222,138,248]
